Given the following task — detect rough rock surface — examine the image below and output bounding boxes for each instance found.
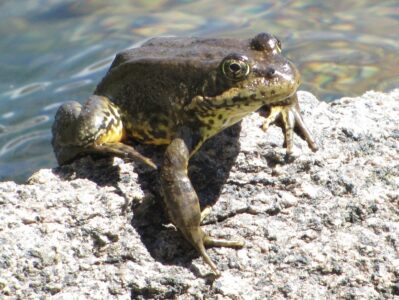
[1,90,398,299]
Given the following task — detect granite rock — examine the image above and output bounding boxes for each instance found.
[1,90,398,299]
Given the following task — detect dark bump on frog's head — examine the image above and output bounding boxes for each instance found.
[250,32,279,52]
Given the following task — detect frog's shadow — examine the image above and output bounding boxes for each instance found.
[54,123,242,268]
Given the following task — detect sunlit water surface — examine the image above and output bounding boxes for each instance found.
[1,0,398,182]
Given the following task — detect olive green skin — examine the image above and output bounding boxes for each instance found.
[52,33,317,277]
[94,35,300,150]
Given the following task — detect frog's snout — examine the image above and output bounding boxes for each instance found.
[254,60,300,89]
[252,59,300,102]
[282,60,301,89]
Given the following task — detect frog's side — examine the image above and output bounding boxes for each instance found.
[52,33,318,276]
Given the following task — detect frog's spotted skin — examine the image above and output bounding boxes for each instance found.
[52,33,317,276]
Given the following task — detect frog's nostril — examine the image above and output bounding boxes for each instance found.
[265,67,276,78]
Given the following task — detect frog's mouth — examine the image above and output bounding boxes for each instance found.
[207,77,299,112]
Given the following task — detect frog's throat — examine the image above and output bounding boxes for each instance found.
[185,85,295,156]
[191,85,296,125]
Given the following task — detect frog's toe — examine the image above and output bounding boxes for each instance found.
[204,235,245,248]
[196,241,221,277]
[200,206,212,223]
[187,229,243,277]
[260,97,317,155]
[291,107,318,152]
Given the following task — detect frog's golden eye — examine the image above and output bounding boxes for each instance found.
[221,54,251,81]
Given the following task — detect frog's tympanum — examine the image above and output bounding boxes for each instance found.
[52,33,318,276]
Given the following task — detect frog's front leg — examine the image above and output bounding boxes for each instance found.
[160,137,244,276]
[261,93,318,155]
[51,95,156,169]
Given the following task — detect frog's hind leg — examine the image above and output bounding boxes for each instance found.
[51,95,156,169]
[160,137,244,276]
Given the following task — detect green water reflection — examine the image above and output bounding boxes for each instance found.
[0,0,398,182]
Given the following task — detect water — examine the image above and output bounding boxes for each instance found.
[1,0,398,182]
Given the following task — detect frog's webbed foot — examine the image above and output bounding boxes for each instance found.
[189,228,244,277]
[51,95,157,169]
[160,137,244,276]
[261,94,318,155]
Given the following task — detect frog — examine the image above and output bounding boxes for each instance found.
[51,33,318,277]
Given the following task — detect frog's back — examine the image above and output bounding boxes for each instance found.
[94,37,251,109]
[107,37,251,69]
[93,37,251,144]
[94,39,210,117]
[93,38,224,144]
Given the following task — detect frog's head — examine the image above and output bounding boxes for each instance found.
[193,33,300,135]
[227,32,299,100]
[203,33,300,107]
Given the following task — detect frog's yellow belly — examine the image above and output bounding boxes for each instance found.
[123,113,175,145]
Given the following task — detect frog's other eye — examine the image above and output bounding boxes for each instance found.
[221,54,251,81]
[251,33,282,53]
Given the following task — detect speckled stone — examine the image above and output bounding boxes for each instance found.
[0,90,398,299]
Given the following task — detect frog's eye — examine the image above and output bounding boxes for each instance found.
[221,54,251,81]
[251,33,282,54]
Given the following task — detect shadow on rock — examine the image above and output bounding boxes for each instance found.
[53,156,122,187]
[131,123,242,268]
[52,123,241,269]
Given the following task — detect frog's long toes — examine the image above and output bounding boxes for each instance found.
[260,106,280,133]
[260,93,318,155]
[195,235,244,276]
[292,108,318,152]
[185,227,243,276]
[196,242,221,277]
[204,236,245,249]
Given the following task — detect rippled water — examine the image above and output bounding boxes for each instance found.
[1,0,398,182]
